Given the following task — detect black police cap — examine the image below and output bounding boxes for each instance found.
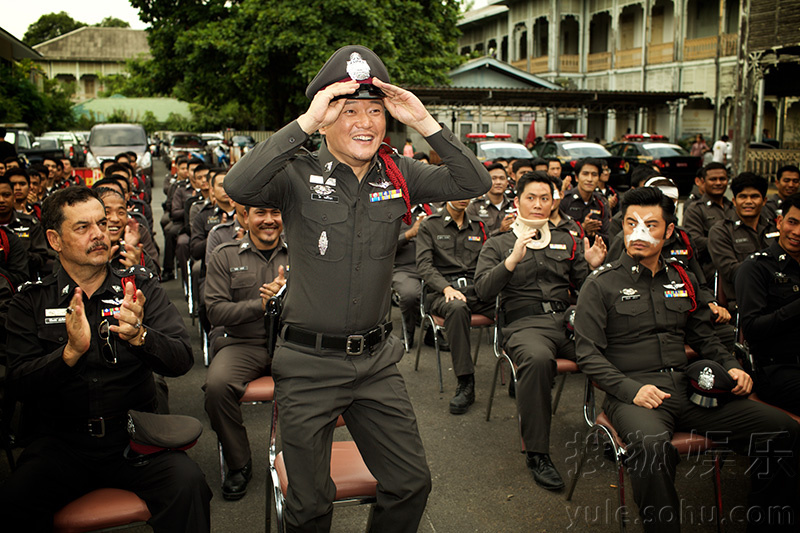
[685,359,738,408]
[305,45,390,100]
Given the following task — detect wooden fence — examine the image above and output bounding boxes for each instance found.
[746,148,800,182]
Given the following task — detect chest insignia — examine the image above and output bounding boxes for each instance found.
[112,285,122,293]
[589,209,601,217]
[621,288,638,296]
[230,266,248,272]
[664,290,688,298]
[318,231,328,256]
[102,307,120,317]
[368,179,392,189]
[766,231,779,239]
[478,208,489,217]
[467,236,482,242]
[670,249,688,256]
[369,189,402,202]
[549,243,567,250]
[663,281,685,290]
[311,184,335,196]
[309,174,324,185]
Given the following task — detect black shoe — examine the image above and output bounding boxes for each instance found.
[449,374,475,415]
[222,459,252,501]
[423,327,450,351]
[404,328,415,349]
[526,453,565,491]
[161,271,175,282]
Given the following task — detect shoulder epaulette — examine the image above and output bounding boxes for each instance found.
[17,280,43,292]
[591,262,619,277]
[749,251,770,260]
[426,211,444,219]
[217,240,242,250]
[114,264,154,280]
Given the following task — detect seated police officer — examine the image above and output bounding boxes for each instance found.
[763,164,800,220]
[204,204,287,500]
[737,192,800,415]
[475,171,606,490]
[682,162,736,282]
[392,202,431,348]
[465,162,515,236]
[416,198,493,414]
[0,186,211,532]
[559,158,611,245]
[708,172,778,308]
[574,187,799,532]
[0,172,53,279]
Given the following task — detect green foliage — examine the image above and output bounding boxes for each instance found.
[23,11,87,46]
[96,17,131,28]
[129,0,463,129]
[98,58,160,97]
[0,60,76,134]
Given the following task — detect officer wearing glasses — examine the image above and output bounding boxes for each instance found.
[0,186,211,532]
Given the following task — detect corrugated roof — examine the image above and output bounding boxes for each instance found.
[33,27,150,61]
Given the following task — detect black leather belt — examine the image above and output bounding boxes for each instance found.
[505,301,569,324]
[658,367,683,373]
[282,323,393,355]
[445,274,473,289]
[760,355,800,367]
[57,415,129,438]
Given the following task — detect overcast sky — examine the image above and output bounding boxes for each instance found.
[3,0,147,41]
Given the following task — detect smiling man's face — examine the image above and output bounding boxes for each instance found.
[321,99,386,169]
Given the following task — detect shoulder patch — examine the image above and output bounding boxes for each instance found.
[591,262,619,277]
[18,280,43,292]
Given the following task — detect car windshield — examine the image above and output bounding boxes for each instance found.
[477,141,532,160]
[642,143,689,157]
[36,138,60,149]
[561,142,611,157]
[171,135,203,147]
[91,128,146,147]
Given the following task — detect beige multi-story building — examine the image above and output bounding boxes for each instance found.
[456,0,780,145]
[33,27,150,102]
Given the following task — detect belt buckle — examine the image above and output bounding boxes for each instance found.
[542,302,553,313]
[346,335,365,355]
[456,277,468,289]
[88,417,105,438]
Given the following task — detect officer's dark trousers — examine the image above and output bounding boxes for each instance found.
[204,341,271,471]
[162,220,180,273]
[429,289,494,378]
[606,372,799,533]
[503,312,575,454]
[0,434,212,533]
[272,335,431,533]
[391,269,421,338]
[756,363,800,416]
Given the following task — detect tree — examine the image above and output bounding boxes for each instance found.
[0,60,76,133]
[98,58,161,97]
[129,0,463,129]
[23,12,86,46]
[96,17,131,28]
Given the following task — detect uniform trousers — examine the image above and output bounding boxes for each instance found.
[162,220,180,273]
[391,269,421,338]
[503,312,575,454]
[176,234,190,279]
[756,363,800,416]
[272,334,431,533]
[0,433,212,533]
[605,371,799,533]
[204,341,271,471]
[428,289,494,377]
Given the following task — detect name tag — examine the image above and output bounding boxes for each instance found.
[309,174,324,184]
[207,216,220,225]
[436,235,451,240]
[45,317,66,324]
[230,266,248,272]
[621,295,640,301]
[45,308,68,317]
[311,193,338,203]
[467,236,482,242]
[549,243,567,250]
[664,290,688,298]
[369,189,402,203]
[766,231,780,238]
[734,238,749,244]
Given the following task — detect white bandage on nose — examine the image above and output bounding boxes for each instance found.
[625,212,660,246]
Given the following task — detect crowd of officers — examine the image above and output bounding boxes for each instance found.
[0,132,798,531]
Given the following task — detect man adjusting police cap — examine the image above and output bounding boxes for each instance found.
[224,45,491,532]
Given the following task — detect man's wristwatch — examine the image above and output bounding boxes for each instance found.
[131,327,148,347]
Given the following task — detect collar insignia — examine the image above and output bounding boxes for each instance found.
[113,285,122,292]
[61,285,70,296]
[324,161,332,172]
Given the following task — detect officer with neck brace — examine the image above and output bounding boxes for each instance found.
[474,171,606,490]
[574,186,799,532]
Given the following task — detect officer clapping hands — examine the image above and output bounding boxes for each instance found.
[584,235,607,268]
[111,218,144,268]
[111,281,147,344]
[260,265,286,310]
[63,288,91,367]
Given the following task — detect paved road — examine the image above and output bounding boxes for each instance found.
[1,158,756,532]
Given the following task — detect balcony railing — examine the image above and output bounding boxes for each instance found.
[588,52,611,72]
[530,56,548,73]
[560,55,579,73]
[684,34,738,61]
[647,42,674,64]
[616,47,642,68]
[511,58,527,71]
